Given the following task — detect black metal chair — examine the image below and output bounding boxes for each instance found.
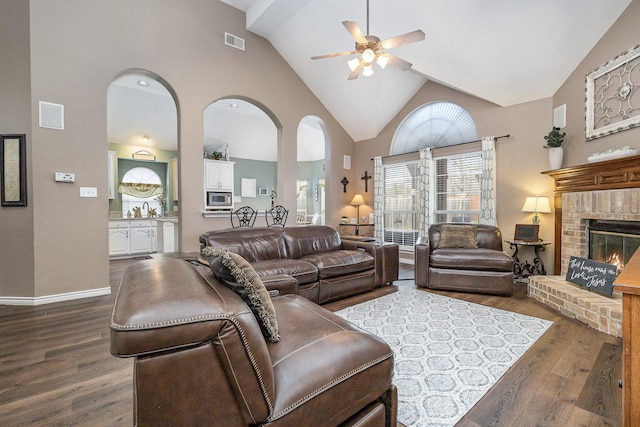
[265,204,288,227]
[230,206,257,228]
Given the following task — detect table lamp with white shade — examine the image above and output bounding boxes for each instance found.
[521,195,551,224]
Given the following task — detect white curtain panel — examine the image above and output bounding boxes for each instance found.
[418,148,432,238]
[480,136,497,225]
[373,156,384,243]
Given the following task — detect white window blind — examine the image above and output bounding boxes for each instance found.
[382,161,420,249]
[434,152,482,224]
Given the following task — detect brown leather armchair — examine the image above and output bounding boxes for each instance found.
[414,223,514,296]
[111,258,398,426]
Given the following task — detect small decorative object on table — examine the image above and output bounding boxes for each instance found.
[514,224,539,242]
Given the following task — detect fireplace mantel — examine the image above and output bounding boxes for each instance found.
[542,154,640,273]
[543,153,640,193]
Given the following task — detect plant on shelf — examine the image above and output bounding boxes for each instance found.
[544,126,566,169]
[543,127,566,148]
[205,151,224,160]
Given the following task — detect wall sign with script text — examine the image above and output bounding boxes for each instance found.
[565,256,617,296]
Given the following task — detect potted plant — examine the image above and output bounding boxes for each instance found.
[543,126,566,169]
[205,151,224,160]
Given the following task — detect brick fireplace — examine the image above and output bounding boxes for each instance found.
[528,155,640,337]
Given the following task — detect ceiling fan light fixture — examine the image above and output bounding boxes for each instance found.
[376,53,389,69]
[361,48,376,64]
[347,57,361,72]
[363,64,374,77]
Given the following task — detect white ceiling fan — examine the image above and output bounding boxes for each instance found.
[311,0,425,80]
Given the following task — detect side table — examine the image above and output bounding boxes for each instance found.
[504,239,551,280]
[339,223,374,237]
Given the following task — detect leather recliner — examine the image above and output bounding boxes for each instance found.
[414,223,515,296]
[110,258,398,426]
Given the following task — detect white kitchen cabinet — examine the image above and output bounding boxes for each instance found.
[130,220,156,255]
[157,220,178,253]
[107,151,116,199]
[204,159,234,190]
[109,221,129,256]
[150,224,157,253]
[130,227,151,254]
[109,220,157,257]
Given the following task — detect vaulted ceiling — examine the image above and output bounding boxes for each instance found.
[221,0,631,142]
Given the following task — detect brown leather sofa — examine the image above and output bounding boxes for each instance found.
[199,225,398,304]
[110,258,398,426]
[414,223,515,296]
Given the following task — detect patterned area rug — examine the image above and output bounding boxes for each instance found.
[336,289,552,427]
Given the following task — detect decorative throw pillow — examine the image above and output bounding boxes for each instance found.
[438,224,478,249]
[202,246,280,342]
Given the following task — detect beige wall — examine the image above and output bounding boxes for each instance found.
[0,0,35,297]
[554,0,640,167]
[354,82,556,272]
[353,0,640,274]
[1,0,356,299]
[2,0,639,299]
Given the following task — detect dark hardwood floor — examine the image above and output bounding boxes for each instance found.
[0,260,621,426]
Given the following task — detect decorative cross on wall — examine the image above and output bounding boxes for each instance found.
[361,171,371,192]
[341,177,349,192]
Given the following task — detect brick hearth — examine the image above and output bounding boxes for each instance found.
[528,275,622,337]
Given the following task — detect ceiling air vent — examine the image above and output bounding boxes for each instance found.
[225,32,245,51]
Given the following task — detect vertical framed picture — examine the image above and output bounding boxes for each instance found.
[241,177,256,197]
[1,134,27,207]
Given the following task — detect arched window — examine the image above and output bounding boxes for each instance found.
[119,167,164,218]
[379,103,482,249]
[391,102,478,154]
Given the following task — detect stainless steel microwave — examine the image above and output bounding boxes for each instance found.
[206,191,232,208]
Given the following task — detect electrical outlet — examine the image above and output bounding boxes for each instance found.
[80,187,97,198]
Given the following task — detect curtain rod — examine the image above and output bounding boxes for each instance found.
[371,134,511,161]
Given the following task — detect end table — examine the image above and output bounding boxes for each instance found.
[504,239,551,280]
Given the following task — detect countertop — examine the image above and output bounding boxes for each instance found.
[109,217,179,222]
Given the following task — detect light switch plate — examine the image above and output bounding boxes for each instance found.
[80,187,97,198]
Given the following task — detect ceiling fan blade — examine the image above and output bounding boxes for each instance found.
[343,21,368,45]
[386,54,413,71]
[348,62,364,80]
[380,29,425,50]
[311,50,356,60]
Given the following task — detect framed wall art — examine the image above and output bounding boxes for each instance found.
[585,43,640,141]
[241,177,256,197]
[1,134,27,207]
[514,224,539,242]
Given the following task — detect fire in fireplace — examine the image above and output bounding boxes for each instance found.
[589,219,640,273]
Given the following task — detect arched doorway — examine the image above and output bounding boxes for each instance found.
[203,98,279,212]
[107,69,179,253]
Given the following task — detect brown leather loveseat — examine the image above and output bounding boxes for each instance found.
[199,225,397,304]
[414,223,514,296]
[110,258,398,426]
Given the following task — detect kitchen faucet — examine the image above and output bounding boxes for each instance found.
[142,202,150,217]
